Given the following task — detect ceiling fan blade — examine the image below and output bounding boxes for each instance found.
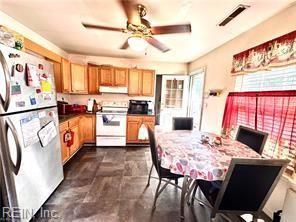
[82,23,124,32]
[120,0,141,25]
[146,37,170,53]
[120,39,129,49]
[151,24,191,35]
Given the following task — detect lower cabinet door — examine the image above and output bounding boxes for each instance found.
[60,131,70,163]
[69,126,80,155]
[83,115,95,142]
[126,119,141,143]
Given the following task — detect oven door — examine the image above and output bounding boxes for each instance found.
[96,114,126,136]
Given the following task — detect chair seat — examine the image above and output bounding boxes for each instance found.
[197,180,222,206]
[159,166,184,179]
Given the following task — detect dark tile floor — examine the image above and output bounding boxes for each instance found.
[33,146,271,222]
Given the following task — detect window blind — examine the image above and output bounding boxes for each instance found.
[230,67,296,176]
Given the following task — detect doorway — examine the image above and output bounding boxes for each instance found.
[159,75,189,129]
[187,68,206,129]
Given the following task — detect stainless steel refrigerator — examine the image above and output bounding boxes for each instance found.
[0,43,63,221]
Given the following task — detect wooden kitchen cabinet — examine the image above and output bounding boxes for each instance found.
[88,65,100,94]
[126,115,155,143]
[128,69,155,96]
[114,67,128,86]
[51,61,62,93]
[128,69,142,95]
[100,66,114,86]
[59,122,70,164]
[69,125,80,155]
[61,58,71,93]
[126,116,142,143]
[142,69,155,96]
[80,115,96,143]
[70,63,88,93]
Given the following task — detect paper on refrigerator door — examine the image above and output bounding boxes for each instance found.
[20,113,41,147]
[37,121,57,147]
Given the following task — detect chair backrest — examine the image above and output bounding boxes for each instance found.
[213,158,289,217]
[235,126,268,155]
[147,127,160,173]
[172,117,194,130]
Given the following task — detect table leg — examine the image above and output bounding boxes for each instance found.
[180,175,189,222]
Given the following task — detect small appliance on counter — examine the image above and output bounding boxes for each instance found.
[128,100,149,114]
[57,100,68,115]
[66,104,86,114]
[87,98,95,112]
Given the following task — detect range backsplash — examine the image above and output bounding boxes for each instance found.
[57,93,154,106]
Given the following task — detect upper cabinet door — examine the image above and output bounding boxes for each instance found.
[142,69,155,96]
[61,59,71,93]
[88,65,99,94]
[51,60,62,93]
[114,67,128,86]
[70,63,88,94]
[100,66,114,86]
[128,69,142,95]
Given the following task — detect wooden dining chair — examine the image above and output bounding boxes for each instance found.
[146,127,184,209]
[236,125,268,155]
[172,117,194,130]
[190,158,289,221]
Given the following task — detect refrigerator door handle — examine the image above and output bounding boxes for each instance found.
[0,50,11,112]
[6,117,22,175]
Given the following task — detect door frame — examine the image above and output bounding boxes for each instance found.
[187,67,206,130]
[159,75,189,127]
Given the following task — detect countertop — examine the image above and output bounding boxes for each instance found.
[59,112,155,124]
[58,112,96,123]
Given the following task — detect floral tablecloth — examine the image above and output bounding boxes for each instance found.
[155,128,261,181]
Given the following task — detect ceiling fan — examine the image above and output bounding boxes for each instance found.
[82,0,191,53]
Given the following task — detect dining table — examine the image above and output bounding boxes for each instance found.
[154,127,261,221]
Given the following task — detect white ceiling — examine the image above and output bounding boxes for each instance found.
[0,0,294,63]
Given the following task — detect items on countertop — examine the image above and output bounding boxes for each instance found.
[128,99,154,115]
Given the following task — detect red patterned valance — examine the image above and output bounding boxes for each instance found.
[231,30,296,75]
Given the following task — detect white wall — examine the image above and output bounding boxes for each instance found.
[68,54,187,75]
[189,3,296,135]
[188,3,296,218]
[0,11,68,58]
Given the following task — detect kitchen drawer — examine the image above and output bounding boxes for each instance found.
[59,121,69,132]
[142,116,155,122]
[127,116,142,122]
[69,117,79,128]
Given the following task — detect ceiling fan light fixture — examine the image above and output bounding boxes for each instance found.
[127,36,148,52]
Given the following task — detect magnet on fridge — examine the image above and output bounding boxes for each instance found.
[30,96,37,105]
[36,88,41,94]
[16,101,25,107]
[38,64,44,70]
[41,73,48,79]
[16,64,24,72]
[42,93,52,101]
[11,84,21,95]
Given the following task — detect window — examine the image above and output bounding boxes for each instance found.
[229,65,296,176]
[235,65,296,92]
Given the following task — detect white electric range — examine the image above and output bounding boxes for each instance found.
[96,101,128,146]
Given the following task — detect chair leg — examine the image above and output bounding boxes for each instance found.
[190,181,198,205]
[147,163,153,187]
[152,178,162,209]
